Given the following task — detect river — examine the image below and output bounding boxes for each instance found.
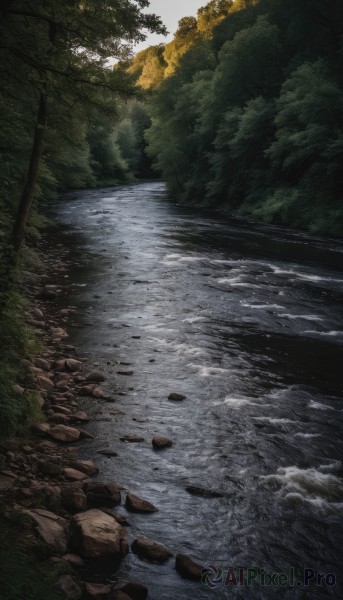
[53,182,343,599]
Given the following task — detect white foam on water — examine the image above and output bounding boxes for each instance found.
[223,396,269,408]
[294,433,321,439]
[155,339,208,358]
[262,462,343,507]
[218,276,242,285]
[303,330,343,337]
[278,313,323,321]
[241,302,285,310]
[182,316,206,323]
[309,400,334,411]
[253,417,295,424]
[187,364,231,377]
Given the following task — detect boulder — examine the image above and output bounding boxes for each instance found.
[117,370,134,376]
[62,553,85,568]
[34,357,51,371]
[131,539,172,564]
[71,509,128,559]
[85,371,106,382]
[22,508,68,554]
[48,424,80,442]
[61,484,87,511]
[69,411,90,423]
[37,375,54,390]
[120,435,145,443]
[52,327,69,339]
[83,582,111,600]
[112,581,148,600]
[65,358,83,372]
[57,575,82,600]
[32,307,44,320]
[63,467,89,481]
[125,493,157,513]
[168,393,186,401]
[85,482,121,506]
[152,437,172,450]
[97,448,118,457]
[175,554,203,580]
[185,485,224,498]
[69,460,98,476]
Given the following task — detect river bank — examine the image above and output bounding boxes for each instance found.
[0,224,204,600]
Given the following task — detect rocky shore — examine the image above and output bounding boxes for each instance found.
[0,234,203,599]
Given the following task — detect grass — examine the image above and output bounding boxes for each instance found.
[0,516,65,600]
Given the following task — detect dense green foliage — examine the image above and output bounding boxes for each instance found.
[137,0,343,235]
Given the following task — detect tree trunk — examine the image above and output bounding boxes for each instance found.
[12,92,47,250]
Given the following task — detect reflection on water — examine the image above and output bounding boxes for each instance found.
[54,182,343,599]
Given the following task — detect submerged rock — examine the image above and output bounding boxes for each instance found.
[120,435,145,443]
[168,393,186,401]
[152,436,172,450]
[185,486,224,498]
[175,553,203,580]
[125,493,157,513]
[131,538,173,563]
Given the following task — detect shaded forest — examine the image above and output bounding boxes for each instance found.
[130,0,343,235]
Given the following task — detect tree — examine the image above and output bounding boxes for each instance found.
[0,0,165,249]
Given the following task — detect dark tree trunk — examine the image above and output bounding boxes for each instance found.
[12,92,47,250]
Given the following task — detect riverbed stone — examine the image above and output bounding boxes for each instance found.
[175,553,203,580]
[37,375,54,390]
[21,508,68,554]
[61,484,87,511]
[168,393,186,401]
[57,574,82,600]
[85,482,121,506]
[48,424,80,442]
[120,435,145,443]
[69,460,98,476]
[125,493,157,513]
[85,371,106,382]
[152,436,172,450]
[71,509,128,558]
[112,581,148,600]
[83,582,111,600]
[97,448,118,457]
[63,467,89,481]
[131,538,173,563]
[185,485,224,498]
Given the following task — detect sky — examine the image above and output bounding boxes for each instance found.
[134,0,204,52]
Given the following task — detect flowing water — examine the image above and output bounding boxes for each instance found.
[54,182,343,599]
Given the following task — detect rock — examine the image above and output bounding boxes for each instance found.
[79,384,97,396]
[71,509,128,559]
[85,482,121,506]
[53,359,68,371]
[22,508,68,554]
[65,358,83,372]
[69,460,98,476]
[175,554,203,580]
[125,493,157,513]
[37,375,54,390]
[57,575,82,600]
[69,411,90,423]
[97,448,118,457]
[168,393,186,401]
[117,370,134,376]
[152,437,172,450]
[185,486,224,498]
[85,371,106,382]
[63,467,89,481]
[0,475,16,491]
[38,461,62,476]
[62,553,85,568]
[12,384,25,394]
[52,327,69,339]
[120,435,145,443]
[32,307,44,320]
[61,484,87,511]
[83,582,111,599]
[34,357,51,371]
[51,405,72,415]
[48,424,80,442]
[131,539,172,564]
[92,386,105,398]
[112,593,132,600]
[112,581,148,600]
[48,413,70,425]
[32,422,51,436]
[78,428,95,440]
